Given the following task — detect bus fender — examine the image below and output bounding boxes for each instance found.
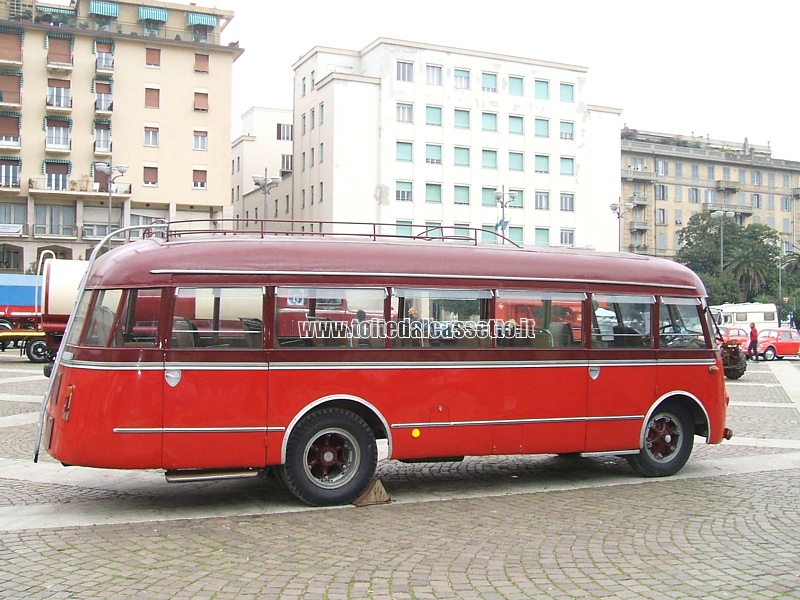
[280,393,392,464]
[640,391,711,447]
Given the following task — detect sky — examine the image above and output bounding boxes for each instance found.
[197,0,799,159]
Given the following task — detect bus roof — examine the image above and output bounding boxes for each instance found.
[87,236,707,296]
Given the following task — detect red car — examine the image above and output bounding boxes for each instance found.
[718,326,748,350]
[756,328,800,361]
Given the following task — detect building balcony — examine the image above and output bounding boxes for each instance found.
[716,180,740,192]
[0,89,21,110]
[27,176,131,197]
[0,50,22,68]
[629,220,649,231]
[94,140,112,156]
[44,138,72,154]
[628,244,650,255]
[0,135,21,151]
[46,94,73,113]
[0,223,27,237]
[33,225,78,239]
[95,97,113,114]
[0,178,21,194]
[704,203,754,216]
[96,56,114,73]
[629,195,650,206]
[46,56,74,73]
[792,188,800,198]
[621,169,659,182]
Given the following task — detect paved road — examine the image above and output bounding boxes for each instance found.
[1,353,800,598]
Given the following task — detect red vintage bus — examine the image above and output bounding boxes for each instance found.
[36,224,732,506]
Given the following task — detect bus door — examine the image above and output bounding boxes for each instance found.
[586,294,657,452]
[162,286,268,469]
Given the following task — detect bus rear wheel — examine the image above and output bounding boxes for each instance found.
[280,408,377,506]
[626,402,693,477]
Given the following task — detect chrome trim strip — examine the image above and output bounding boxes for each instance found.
[391,414,643,429]
[113,426,285,434]
[61,359,164,371]
[150,268,696,291]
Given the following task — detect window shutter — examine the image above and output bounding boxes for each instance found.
[145,88,160,108]
[47,38,72,64]
[193,92,208,111]
[145,48,160,66]
[143,166,158,183]
[194,53,209,72]
[0,32,22,61]
[0,115,18,136]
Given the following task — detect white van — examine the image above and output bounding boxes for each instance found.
[710,302,779,331]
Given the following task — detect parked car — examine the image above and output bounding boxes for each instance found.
[718,326,749,350]
[756,328,800,361]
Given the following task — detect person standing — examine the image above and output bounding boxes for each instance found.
[748,322,759,361]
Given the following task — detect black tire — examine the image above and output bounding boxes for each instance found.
[626,402,694,477]
[763,346,776,361]
[280,408,377,506]
[0,321,10,351]
[25,339,49,363]
[724,368,746,380]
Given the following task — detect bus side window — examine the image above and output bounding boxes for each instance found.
[112,288,162,348]
[592,294,654,349]
[172,287,264,349]
[495,291,584,349]
[659,298,709,349]
[82,289,122,347]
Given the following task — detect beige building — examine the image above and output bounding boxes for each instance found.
[0,0,240,271]
[619,128,800,258]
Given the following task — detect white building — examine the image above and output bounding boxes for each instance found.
[290,38,622,249]
[230,106,293,225]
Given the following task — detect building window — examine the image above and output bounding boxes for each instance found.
[454,109,470,128]
[143,126,159,147]
[95,81,112,111]
[426,106,442,126]
[310,148,315,167]
[319,103,325,124]
[277,123,292,141]
[425,144,442,164]
[535,228,550,246]
[194,53,209,73]
[454,146,469,167]
[534,118,549,137]
[454,185,469,205]
[396,181,412,202]
[656,208,667,224]
[310,70,315,89]
[94,122,110,152]
[509,115,524,135]
[310,108,315,129]
[482,187,497,206]
[534,79,549,99]
[691,164,699,179]
[145,88,160,108]
[508,226,523,244]
[319,182,324,203]
[688,188,700,203]
[559,83,574,102]
[193,92,208,112]
[560,121,574,140]
[751,194,762,209]
[396,142,412,162]
[481,72,497,92]
[319,143,324,163]
[426,183,442,203]
[560,229,574,246]
[655,184,668,200]
[396,102,413,123]
[454,68,470,89]
[535,192,550,210]
[426,64,442,85]
[281,154,292,173]
[560,193,574,212]
[35,203,75,236]
[0,161,21,188]
[193,130,207,151]
[301,152,305,171]
[560,157,575,176]
[535,155,549,173]
[482,150,497,169]
[674,209,683,225]
[707,165,715,180]
[396,220,412,236]
[482,112,497,132]
[509,189,524,208]
[781,196,793,211]
[301,114,306,134]
[656,159,668,176]
[509,152,524,171]
[143,166,158,187]
[45,120,70,150]
[192,170,207,189]
[751,171,763,186]
[675,163,683,178]
[509,76,523,96]
[674,186,683,201]
[301,77,306,96]
[396,60,413,82]
[46,79,71,108]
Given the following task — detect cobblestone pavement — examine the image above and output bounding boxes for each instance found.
[1,354,800,599]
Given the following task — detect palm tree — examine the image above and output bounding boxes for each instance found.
[783,252,800,275]
[725,248,769,294]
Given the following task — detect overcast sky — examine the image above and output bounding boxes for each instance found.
[200,0,798,159]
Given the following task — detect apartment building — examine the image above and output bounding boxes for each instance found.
[620,128,800,258]
[290,38,622,249]
[0,0,240,271]
[230,106,293,226]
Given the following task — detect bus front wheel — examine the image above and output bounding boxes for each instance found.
[280,408,377,506]
[626,402,693,477]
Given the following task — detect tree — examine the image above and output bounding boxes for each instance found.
[725,248,768,294]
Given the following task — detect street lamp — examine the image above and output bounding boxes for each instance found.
[95,161,128,250]
[252,168,282,226]
[711,210,735,275]
[493,186,517,244]
[609,201,634,251]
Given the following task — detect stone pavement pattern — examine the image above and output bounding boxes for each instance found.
[1,356,800,598]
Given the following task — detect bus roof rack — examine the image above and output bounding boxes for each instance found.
[159,219,522,248]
